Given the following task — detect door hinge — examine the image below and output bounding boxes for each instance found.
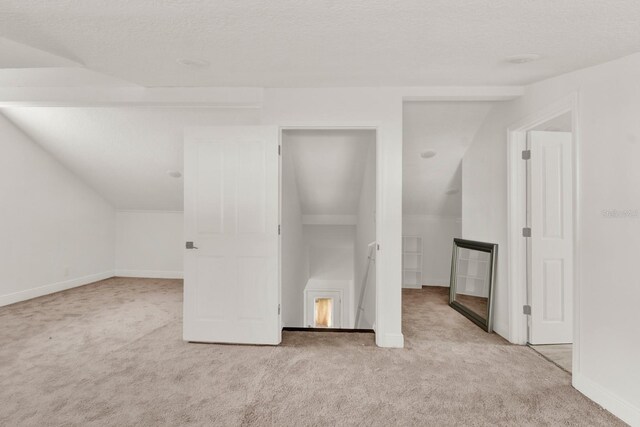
[522,149,531,160]
[523,305,531,315]
[278,145,281,156]
[377,244,380,251]
[278,225,281,235]
[278,304,281,315]
[522,227,531,237]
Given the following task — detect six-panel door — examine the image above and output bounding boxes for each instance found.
[183,126,281,345]
[529,131,573,345]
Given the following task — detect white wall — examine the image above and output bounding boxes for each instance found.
[0,113,115,307]
[462,101,511,337]
[305,225,355,281]
[304,224,355,328]
[354,142,376,329]
[462,53,640,425]
[115,210,183,279]
[403,215,461,287]
[281,145,308,327]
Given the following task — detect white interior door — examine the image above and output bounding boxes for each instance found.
[183,126,280,345]
[528,131,573,344]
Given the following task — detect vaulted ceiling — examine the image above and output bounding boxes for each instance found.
[1,2,637,214]
[283,129,374,216]
[1,0,639,87]
[403,101,497,217]
[1,107,259,210]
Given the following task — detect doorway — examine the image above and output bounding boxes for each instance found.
[507,99,578,374]
[305,290,342,328]
[525,112,574,372]
[280,128,377,330]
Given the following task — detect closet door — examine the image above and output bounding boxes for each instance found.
[183,126,281,345]
[528,131,573,344]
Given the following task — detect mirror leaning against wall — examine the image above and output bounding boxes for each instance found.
[449,238,498,332]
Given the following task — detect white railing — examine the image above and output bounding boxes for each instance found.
[355,242,376,329]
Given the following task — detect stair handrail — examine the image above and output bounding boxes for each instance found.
[355,241,376,328]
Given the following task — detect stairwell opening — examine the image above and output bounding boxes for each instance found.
[280,128,376,331]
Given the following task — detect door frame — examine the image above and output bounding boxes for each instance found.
[506,93,580,372]
[278,124,379,335]
[303,288,344,328]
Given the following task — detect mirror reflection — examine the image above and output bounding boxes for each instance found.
[449,239,497,332]
[454,248,490,317]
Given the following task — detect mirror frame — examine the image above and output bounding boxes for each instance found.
[449,238,498,332]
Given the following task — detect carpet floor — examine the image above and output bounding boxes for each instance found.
[0,278,622,426]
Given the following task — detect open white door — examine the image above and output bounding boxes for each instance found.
[528,131,573,344]
[183,126,281,345]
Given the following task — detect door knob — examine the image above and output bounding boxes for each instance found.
[186,241,199,249]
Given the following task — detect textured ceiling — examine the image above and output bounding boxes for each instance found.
[403,101,496,217]
[1,107,259,210]
[1,0,639,87]
[283,129,374,216]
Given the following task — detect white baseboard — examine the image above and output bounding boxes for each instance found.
[403,281,450,289]
[573,372,640,426]
[376,332,404,348]
[0,270,115,308]
[423,280,450,287]
[115,269,183,279]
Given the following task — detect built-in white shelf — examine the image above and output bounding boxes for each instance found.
[458,257,490,263]
[402,235,423,289]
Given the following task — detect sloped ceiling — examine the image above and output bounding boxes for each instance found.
[0,37,137,87]
[1,1,639,87]
[403,101,497,217]
[283,129,374,216]
[0,37,81,68]
[1,107,259,210]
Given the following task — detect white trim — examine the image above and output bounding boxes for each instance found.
[376,333,404,348]
[423,280,450,287]
[115,270,184,279]
[278,123,380,130]
[116,209,184,214]
[0,87,264,108]
[303,288,346,328]
[573,373,640,426]
[400,86,524,101]
[506,92,581,381]
[0,86,525,108]
[0,270,115,307]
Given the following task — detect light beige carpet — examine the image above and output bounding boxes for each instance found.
[0,279,622,426]
[530,344,573,373]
